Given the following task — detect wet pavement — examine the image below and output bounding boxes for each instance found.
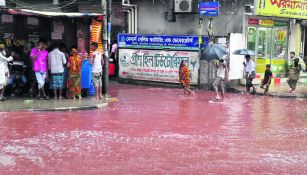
[233,83,307,98]
[0,82,306,174]
[0,98,108,112]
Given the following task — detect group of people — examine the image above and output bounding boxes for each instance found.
[178,51,306,101]
[178,58,228,101]
[0,40,104,101]
[244,51,306,95]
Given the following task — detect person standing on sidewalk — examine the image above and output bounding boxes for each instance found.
[90,42,104,99]
[0,43,14,101]
[287,51,306,93]
[30,40,49,100]
[243,55,256,94]
[48,43,67,100]
[110,40,118,77]
[260,64,272,96]
[212,59,228,101]
[67,48,82,99]
[179,60,194,95]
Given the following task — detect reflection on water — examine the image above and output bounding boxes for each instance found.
[0,84,306,174]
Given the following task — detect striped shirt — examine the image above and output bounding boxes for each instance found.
[48,48,67,74]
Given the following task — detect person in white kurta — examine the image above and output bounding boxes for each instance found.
[0,45,14,101]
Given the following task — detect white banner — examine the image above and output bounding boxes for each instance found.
[119,49,199,84]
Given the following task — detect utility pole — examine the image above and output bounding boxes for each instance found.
[102,0,111,97]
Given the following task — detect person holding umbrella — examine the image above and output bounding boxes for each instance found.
[212,57,228,101]
[243,55,256,94]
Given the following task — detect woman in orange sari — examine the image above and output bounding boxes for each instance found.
[179,60,194,95]
[67,48,82,99]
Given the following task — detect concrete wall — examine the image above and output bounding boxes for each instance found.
[131,0,253,36]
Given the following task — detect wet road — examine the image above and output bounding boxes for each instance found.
[0,83,306,174]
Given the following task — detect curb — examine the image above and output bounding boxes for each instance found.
[0,101,108,112]
[32,103,108,112]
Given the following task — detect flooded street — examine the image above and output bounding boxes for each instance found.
[0,83,306,174]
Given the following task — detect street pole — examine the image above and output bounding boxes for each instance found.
[102,0,111,97]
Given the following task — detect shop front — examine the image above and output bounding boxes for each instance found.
[246,18,289,76]
[253,0,307,76]
[0,10,104,97]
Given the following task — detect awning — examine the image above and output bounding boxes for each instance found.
[7,9,105,18]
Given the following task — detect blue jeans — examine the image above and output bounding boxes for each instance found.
[8,74,27,86]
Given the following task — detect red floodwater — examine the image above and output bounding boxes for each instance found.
[0,83,306,174]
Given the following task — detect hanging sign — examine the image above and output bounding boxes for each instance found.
[199,2,219,17]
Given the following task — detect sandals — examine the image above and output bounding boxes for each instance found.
[43,96,50,100]
[36,96,49,100]
[36,96,43,100]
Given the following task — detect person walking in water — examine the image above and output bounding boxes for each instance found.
[243,55,256,94]
[90,42,104,99]
[287,51,306,93]
[260,64,272,96]
[179,60,194,95]
[212,59,228,101]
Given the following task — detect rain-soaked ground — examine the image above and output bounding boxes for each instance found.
[0,82,306,174]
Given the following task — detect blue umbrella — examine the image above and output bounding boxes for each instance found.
[233,49,256,56]
[201,44,227,62]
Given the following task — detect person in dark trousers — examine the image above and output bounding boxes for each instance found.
[110,40,118,78]
[243,55,256,94]
[260,64,272,96]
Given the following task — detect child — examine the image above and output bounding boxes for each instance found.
[90,42,104,99]
[260,64,272,96]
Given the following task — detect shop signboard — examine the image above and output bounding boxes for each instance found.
[199,2,219,17]
[255,0,307,19]
[248,18,288,26]
[248,18,259,25]
[118,49,199,84]
[259,19,274,26]
[118,34,208,51]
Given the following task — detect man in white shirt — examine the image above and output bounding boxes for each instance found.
[90,42,104,99]
[243,55,256,94]
[48,43,67,99]
[212,59,228,101]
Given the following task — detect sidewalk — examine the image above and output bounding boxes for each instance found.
[0,97,109,112]
[231,83,307,98]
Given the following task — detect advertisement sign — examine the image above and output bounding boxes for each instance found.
[259,19,274,26]
[118,34,207,51]
[199,2,219,17]
[255,0,307,19]
[119,49,199,84]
